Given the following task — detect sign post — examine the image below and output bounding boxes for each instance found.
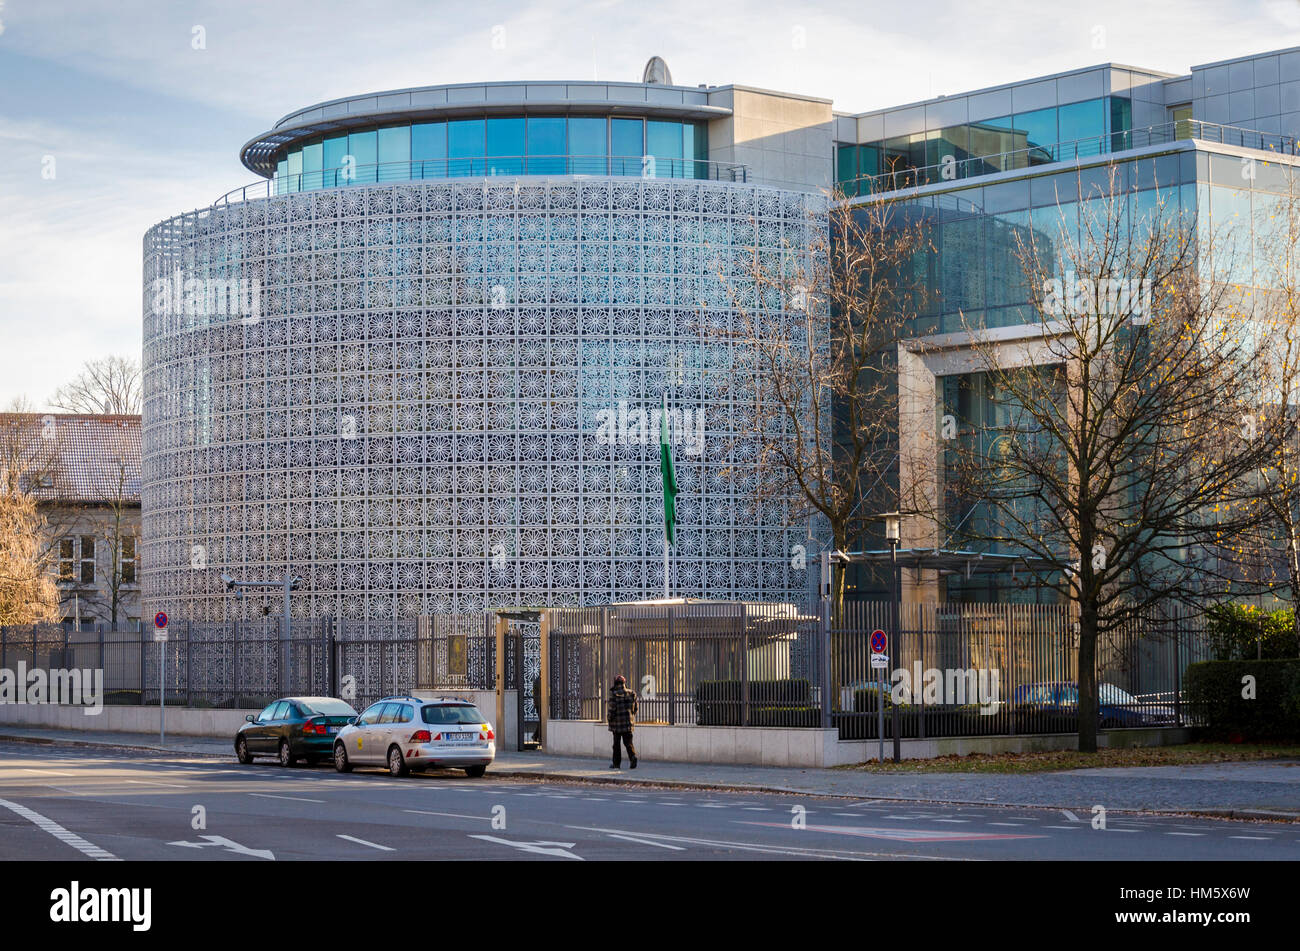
[870,630,888,764]
[154,612,169,746]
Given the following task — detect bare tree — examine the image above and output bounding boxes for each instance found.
[945,170,1293,752]
[50,355,141,415]
[0,400,61,625]
[719,190,934,609]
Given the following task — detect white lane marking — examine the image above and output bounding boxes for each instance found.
[337,834,395,851]
[168,835,275,860]
[0,797,119,861]
[933,819,969,823]
[567,825,962,862]
[20,768,75,777]
[121,780,188,788]
[1167,832,1204,837]
[469,835,583,860]
[1044,825,1078,830]
[1061,809,1080,822]
[988,822,1023,827]
[405,809,491,821]
[1105,828,1140,833]
[606,832,686,851]
[742,807,771,811]
[1230,836,1272,840]
[698,804,728,808]
[249,793,326,803]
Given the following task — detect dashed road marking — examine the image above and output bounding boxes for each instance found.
[406,809,491,820]
[337,834,395,851]
[606,832,687,850]
[249,793,326,803]
[0,797,118,861]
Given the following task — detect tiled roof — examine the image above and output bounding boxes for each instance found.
[0,413,141,504]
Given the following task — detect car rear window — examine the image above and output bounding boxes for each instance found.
[300,699,357,716]
[421,704,486,725]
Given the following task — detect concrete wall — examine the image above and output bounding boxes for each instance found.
[708,86,833,192]
[0,689,518,747]
[548,718,1190,766]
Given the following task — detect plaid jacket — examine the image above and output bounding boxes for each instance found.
[607,685,638,733]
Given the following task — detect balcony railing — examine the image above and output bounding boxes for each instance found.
[213,155,749,206]
[841,119,1300,197]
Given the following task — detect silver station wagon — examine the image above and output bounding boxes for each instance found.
[333,694,496,778]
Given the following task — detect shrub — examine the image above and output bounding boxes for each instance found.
[1204,603,1298,661]
[1183,659,1300,741]
[694,679,813,726]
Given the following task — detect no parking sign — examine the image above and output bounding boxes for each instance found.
[153,611,169,642]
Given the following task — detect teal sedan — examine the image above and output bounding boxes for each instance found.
[235,696,359,767]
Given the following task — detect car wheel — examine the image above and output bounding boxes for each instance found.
[278,739,297,767]
[333,742,352,773]
[236,736,253,765]
[388,746,409,777]
[464,765,487,778]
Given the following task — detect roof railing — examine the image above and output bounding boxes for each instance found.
[840,119,1300,197]
[212,154,748,206]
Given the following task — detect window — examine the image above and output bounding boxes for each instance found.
[568,117,607,175]
[526,116,566,174]
[422,703,488,725]
[257,702,279,723]
[79,536,95,585]
[377,702,403,724]
[359,703,387,726]
[448,119,486,175]
[1170,103,1193,140]
[412,122,447,178]
[1057,99,1106,159]
[485,117,525,174]
[347,129,378,183]
[58,539,74,582]
[377,125,411,181]
[323,134,349,186]
[301,141,323,190]
[611,118,644,175]
[121,536,137,584]
[1015,107,1058,164]
[647,120,684,177]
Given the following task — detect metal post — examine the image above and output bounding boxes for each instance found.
[892,551,902,763]
[1173,607,1182,727]
[740,604,749,727]
[668,605,676,726]
[159,634,165,747]
[233,619,240,708]
[819,598,832,729]
[185,621,192,706]
[139,624,146,705]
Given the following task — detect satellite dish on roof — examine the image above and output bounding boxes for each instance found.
[642,56,673,85]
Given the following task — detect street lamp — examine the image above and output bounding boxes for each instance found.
[880,512,902,763]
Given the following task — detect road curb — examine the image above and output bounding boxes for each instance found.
[0,733,229,759]
[6,733,1300,822]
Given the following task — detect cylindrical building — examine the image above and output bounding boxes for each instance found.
[141,74,827,621]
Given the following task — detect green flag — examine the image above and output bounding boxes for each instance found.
[660,394,678,547]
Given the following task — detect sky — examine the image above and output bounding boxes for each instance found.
[2,0,1300,410]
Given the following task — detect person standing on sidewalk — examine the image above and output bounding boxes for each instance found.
[607,674,638,769]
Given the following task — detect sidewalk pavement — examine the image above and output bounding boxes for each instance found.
[2,726,1298,820]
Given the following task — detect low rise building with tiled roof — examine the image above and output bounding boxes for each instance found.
[0,413,142,627]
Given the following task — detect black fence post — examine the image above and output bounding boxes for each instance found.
[233,619,240,709]
[139,623,146,705]
[1174,607,1182,727]
[97,623,105,680]
[668,606,676,726]
[740,604,748,727]
[185,621,192,706]
[819,598,832,729]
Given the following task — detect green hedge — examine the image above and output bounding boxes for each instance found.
[1184,659,1300,741]
[694,679,814,726]
[1205,603,1299,661]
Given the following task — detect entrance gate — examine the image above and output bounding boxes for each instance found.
[494,610,549,751]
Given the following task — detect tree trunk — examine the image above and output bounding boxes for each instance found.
[1077,606,1099,753]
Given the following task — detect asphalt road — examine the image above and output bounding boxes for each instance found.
[0,741,1296,861]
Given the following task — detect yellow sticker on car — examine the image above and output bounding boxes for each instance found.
[356,738,362,749]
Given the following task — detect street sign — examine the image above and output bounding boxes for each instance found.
[153,611,169,642]
[871,653,889,670]
[870,629,887,653]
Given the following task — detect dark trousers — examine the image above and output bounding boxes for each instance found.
[612,731,636,765]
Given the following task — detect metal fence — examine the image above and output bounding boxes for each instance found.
[829,601,1215,740]
[0,617,495,714]
[548,602,825,727]
[1,599,1216,739]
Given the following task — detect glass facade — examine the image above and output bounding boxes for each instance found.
[272,116,709,192]
[836,96,1132,196]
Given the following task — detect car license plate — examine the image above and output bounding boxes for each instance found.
[444,732,475,742]
[327,726,338,734]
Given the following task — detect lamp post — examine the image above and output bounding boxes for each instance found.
[882,512,902,763]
